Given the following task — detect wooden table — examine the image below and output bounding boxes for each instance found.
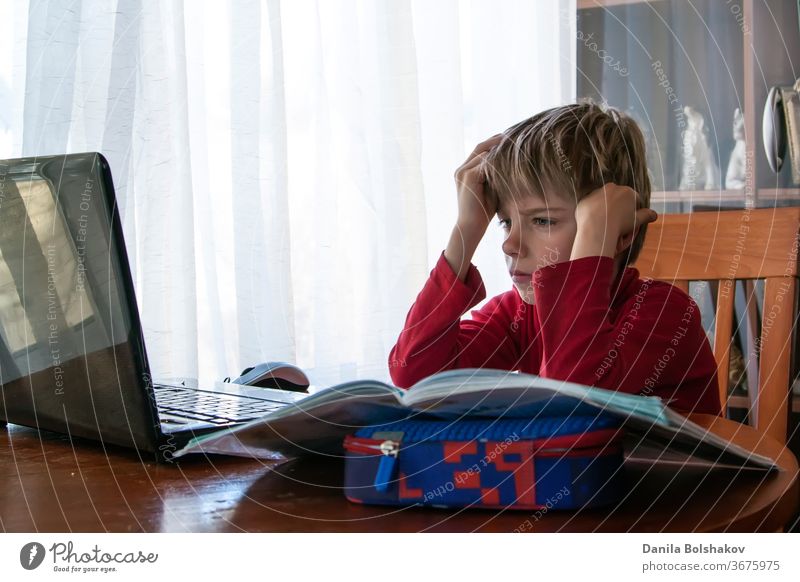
[1,415,797,532]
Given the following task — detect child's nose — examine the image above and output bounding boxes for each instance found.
[502,227,526,258]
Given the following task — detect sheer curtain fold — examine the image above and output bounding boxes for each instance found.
[0,0,575,387]
[23,0,81,155]
[229,1,292,367]
[133,0,198,378]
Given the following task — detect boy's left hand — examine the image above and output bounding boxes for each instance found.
[572,182,658,259]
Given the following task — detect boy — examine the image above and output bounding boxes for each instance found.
[388,103,721,415]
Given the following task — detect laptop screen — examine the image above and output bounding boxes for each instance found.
[0,153,159,453]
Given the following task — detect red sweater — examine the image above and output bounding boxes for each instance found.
[389,251,721,415]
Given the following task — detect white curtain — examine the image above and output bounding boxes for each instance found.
[0,0,575,388]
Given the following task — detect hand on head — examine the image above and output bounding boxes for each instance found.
[574,182,658,257]
[443,134,506,282]
[453,133,505,235]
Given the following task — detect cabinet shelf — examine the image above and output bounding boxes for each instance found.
[578,0,658,8]
[649,189,800,206]
[651,189,746,204]
[758,188,800,202]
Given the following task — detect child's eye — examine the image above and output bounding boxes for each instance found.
[496,218,510,230]
[532,217,555,226]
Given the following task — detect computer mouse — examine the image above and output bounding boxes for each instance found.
[231,361,311,393]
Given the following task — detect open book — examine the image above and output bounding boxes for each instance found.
[173,368,778,471]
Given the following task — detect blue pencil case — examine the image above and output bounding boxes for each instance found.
[343,415,625,510]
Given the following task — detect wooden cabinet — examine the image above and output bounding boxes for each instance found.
[577,0,800,212]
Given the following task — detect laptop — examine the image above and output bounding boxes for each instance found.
[0,152,307,461]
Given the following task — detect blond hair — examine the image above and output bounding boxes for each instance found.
[483,102,652,266]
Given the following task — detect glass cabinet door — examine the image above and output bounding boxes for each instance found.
[577,0,800,213]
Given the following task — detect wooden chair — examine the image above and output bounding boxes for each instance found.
[634,207,800,443]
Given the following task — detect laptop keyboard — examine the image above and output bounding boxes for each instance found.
[153,384,288,425]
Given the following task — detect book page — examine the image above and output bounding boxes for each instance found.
[173,380,408,459]
[401,368,668,424]
[401,368,777,471]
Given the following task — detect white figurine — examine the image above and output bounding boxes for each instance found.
[680,106,721,190]
[725,108,746,189]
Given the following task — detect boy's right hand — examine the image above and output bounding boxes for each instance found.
[453,134,504,236]
[444,134,505,282]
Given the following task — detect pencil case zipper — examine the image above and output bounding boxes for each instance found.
[343,437,401,492]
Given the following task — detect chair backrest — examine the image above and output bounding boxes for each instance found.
[634,207,800,443]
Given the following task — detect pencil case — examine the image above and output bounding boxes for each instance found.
[343,415,625,510]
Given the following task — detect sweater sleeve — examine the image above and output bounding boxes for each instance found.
[532,255,721,415]
[388,251,522,388]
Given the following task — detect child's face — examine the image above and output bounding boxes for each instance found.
[496,191,578,305]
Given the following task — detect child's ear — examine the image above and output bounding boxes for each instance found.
[615,229,637,256]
